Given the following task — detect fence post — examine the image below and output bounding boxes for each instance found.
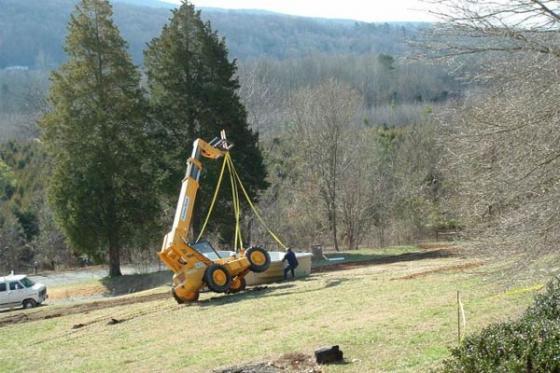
[457,290,466,345]
[457,290,461,345]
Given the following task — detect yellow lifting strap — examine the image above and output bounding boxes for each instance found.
[226,153,243,251]
[196,152,288,250]
[195,154,228,243]
[227,155,288,250]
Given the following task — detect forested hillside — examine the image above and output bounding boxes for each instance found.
[0,0,462,272]
[3,1,560,370]
[0,0,425,68]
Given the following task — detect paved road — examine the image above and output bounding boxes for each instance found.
[29,263,163,287]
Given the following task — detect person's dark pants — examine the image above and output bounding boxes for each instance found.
[284,265,296,280]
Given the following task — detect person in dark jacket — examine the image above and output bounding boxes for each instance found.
[282,247,299,280]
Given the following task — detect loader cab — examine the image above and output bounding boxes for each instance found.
[191,240,223,261]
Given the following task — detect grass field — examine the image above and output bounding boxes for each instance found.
[0,246,542,372]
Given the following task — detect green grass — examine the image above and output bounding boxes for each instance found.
[0,247,541,372]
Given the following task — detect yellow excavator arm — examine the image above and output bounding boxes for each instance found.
[158,130,271,304]
[159,130,232,273]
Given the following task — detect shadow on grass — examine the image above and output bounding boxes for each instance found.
[312,249,454,273]
[198,283,296,306]
[263,277,352,299]
[198,277,353,307]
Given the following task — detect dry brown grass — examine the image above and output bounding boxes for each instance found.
[393,261,485,280]
[48,284,107,300]
[0,289,170,327]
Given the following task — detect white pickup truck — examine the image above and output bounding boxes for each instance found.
[0,274,48,309]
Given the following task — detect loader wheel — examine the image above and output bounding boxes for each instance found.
[228,276,246,294]
[246,246,271,273]
[204,263,232,293]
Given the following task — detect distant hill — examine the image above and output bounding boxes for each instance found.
[0,0,426,68]
[113,0,174,8]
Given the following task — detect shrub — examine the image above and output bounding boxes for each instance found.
[442,278,560,372]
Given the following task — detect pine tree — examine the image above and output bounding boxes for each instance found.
[40,0,158,277]
[144,2,267,243]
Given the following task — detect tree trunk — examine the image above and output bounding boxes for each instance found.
[347,229,354,251]
[246,218,253,246]
[108,241,122,277]
[332,208,340,252]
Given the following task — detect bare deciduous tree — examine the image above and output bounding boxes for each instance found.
[290,80,362,251]
[432,0,560,257]
[427,0,560,57]
[338,130,379,249]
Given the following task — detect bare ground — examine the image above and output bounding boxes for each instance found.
[393,261,485,280]
[0,291,170,328]
[215,353,322,373]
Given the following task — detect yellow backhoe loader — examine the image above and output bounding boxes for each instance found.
[158,131,271,303]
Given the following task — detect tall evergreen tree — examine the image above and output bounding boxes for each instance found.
[144,2,267,243]
[40,0,158,277]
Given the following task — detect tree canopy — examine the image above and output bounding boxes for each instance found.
[144,2,268,244]
[40,0,158,276]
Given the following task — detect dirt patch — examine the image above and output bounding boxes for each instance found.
[393,261,484,280]
[313,249,454,274]
[48,284,107,300]
[107,317,125,325]
[47,271,171,301]
[0,291,170,328]
[215,353,321,373]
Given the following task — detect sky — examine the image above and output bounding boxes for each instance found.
[163,0,438,23]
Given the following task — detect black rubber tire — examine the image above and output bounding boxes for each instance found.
[246,246,271,273]
[204,263,232,293]
[22,299,36,309]
[228,276,247,294]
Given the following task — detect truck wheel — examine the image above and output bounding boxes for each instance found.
[246,246,271,273]
[22,299,37,309]
[204,263,232,293]
[228,276,246,294]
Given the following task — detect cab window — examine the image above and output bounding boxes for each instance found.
[0,283,6,292]
[9,282,23,291]
[20,277,34,288]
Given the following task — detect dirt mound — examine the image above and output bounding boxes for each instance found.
[393,261,484,280]
[215,353,321,373]
[0,291,170,328]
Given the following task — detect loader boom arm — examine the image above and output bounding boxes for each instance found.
[159,131,232,273]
